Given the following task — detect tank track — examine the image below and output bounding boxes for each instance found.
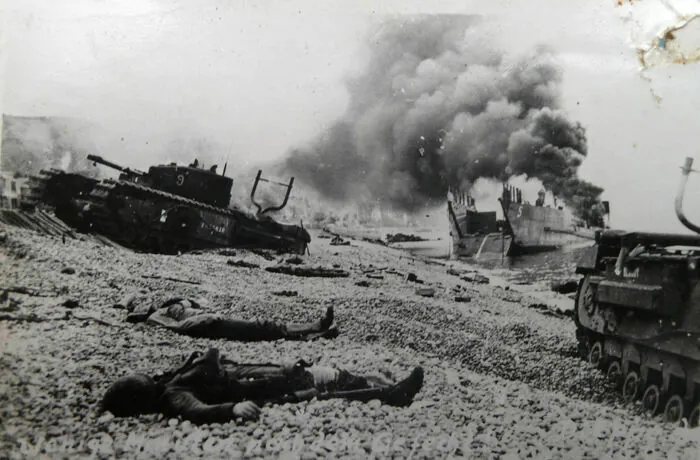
[574,276,700,428]
[80,179,308,254]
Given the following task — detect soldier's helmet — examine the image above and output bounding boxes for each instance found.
[101,373,159,417]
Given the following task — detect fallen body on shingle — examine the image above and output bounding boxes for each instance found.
[100,347,425,425]
[123,296,338,342]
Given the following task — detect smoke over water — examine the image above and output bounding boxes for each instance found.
[284,15,604,223]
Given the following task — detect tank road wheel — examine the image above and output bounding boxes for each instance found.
[664,395,685,425]
[120,226,139,247]
[622,371,641,403]
[689,404,700,428]
[159,239,177,255]
[576,331,590,360]
[588,342,604,369]
[577,338,589,360]
[145,236,161,253]
[577,275,595,316]
[606,361,623,389]
[641,385,663,415]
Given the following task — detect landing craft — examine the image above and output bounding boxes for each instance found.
[29,155,310,254]
[574,157,700,426]
[447,185,608,260]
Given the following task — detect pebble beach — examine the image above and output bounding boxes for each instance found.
[1,227,699,459]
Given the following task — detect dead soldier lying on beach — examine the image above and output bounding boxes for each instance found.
[122,296,338,341]
[101,348,425,425]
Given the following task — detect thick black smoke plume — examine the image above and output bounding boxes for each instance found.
[284,15,603,221]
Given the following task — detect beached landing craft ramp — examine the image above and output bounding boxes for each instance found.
[448,185,607,261]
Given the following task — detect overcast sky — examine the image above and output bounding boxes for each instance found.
[1,0,699,232]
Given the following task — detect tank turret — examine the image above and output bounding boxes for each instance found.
[574,156,700,427]
[87,155,233,208]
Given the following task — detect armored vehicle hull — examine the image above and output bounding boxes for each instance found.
[33,156,310,255]
[574,158,700,427]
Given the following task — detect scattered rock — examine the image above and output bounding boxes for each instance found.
[455,296,472,303]
[285,256,304,265]
[502,292,522,303]
[460,273,490,284]
[113,292,138,310]
[62,299,81,309]
[386,233,426,243]
[330,236,350,246]
[251,249,276,261]
[415,287,435,298]
[528,303,574,318]
[406,273,424,284]
[367,399,382,409]
[61,267,76,275]
[265,264,350,278]
[447,267,474,277]
[551,279,579,294]
[97,412,114,424]
[355,280,370,287]
[495,287,522,303]
[227,259,260,269]
[271,290,298,297]
[0,296,20,312]
[126,303,155,323]
[366,273,384,279]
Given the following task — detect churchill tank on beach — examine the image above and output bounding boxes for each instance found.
[33,155,310,254]
[574,157,700,426]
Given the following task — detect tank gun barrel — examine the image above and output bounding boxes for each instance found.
[87,154,144,176]
[675,157,700,235]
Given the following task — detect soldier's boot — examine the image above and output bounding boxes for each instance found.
[304,366,424,407]
[285,307,337,340]
[381,366,424,406]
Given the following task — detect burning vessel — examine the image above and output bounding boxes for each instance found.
[447,185,607,260]
[574,157,700,426]
[31,155,311,254]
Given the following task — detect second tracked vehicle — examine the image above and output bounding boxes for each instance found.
[574,157,700,426]
[34,155,311,254]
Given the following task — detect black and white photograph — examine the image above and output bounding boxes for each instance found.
[1,0,700,458]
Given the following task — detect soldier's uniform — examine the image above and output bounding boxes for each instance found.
[101,348,424,425]
[124,296,338,342]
